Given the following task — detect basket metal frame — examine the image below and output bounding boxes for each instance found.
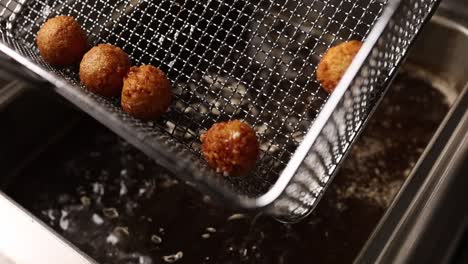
[0,0,440,222]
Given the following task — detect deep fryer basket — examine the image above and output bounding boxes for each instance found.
[0,0,439,222]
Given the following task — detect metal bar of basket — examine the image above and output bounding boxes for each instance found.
[0,0,442,222]
[235,0,403,210]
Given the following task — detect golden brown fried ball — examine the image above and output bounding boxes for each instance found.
[80,44,131,97]
[201,120,259,176]
[37,16,87,66]
[317,40,363,93]
[121,65,172,120]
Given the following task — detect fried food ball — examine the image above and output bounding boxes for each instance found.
[316,40,363,93]
[80,44,131,97]
[37,16,87,66]
[121,65,172,120]
[201,120,259,176]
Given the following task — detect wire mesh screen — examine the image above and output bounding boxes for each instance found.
[0,0,439,220]
[271,0,439,219]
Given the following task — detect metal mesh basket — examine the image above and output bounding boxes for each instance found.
[0,0,439,221]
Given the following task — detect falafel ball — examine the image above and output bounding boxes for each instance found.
[37,16,87,66]
[121,65,172,120]
[80,44,131,97]
[201,120,259,176]
[316,40,362,93]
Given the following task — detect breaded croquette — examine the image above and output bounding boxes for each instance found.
[201,120,259,176]
[80,44,131,97]
[317,40,363,93]
[37,16,87,66]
